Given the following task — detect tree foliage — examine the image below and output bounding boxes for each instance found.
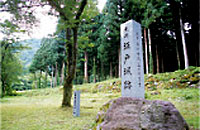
[1,0,199,101]
[1,40,23,96]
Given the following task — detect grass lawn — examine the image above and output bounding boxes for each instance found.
[1,87,120,130]
[1,81,199,130]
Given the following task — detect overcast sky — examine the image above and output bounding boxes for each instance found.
[0,0,107,40]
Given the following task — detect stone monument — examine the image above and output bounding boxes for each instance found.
[73,90,80,117]
[93,19,189,130]
[120,20,144,98]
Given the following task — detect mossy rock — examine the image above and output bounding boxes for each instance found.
[92,100,114,130]
[180,78,189,83]
[189,77,199,84]
[150,90,161,95]
[177,83,188,88]
[183,74,192,79]
[111,86,121,92]
[146,84,157,91]
[92,98,189,130]
[146,77,158,83]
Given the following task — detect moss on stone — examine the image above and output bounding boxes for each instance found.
[92,100,114,130]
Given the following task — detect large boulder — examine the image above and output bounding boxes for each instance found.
[94,97,189,130]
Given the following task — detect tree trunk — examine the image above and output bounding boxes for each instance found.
[97,60,100,82]
[1,80,5,97]
[34,72,37,89]
[47,0,87,107]
[93,57,96,83]
[45,67,48,87]
[62,27,78,107]
[155,44,159,73]
[84,50,88,83]
[115,64,118,78]
[179,9,189,69]
[51,65,54,88]
[161,49,164,73]
[148,29,153,73]
[144,28,149,74]
[110,61,113,78]
[118,47,121,78]
[60,61,65,86]
[39,70,42,88]
[176,42,181,69]
[54,62,58,87]
[101,60,105,80]
[169,0,184,69]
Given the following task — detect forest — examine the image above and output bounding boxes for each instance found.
[0,0,199,129]
[1,0,199,96]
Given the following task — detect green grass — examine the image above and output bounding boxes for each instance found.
[1,77,199,129]
[0,87,120,130]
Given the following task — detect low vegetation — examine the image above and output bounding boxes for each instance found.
[1,67,199,130]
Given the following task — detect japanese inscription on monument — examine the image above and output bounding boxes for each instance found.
[120,20,144,98]
[73,90,80,117]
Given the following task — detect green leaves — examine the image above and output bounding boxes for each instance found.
[46,0,87,29]
[0,38,24,96]
[81,0,99,23]
[141,0,167,28]
[0,0,38,32]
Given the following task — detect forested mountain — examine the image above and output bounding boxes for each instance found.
[20,39,41,69]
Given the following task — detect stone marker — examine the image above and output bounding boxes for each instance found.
[120,20,144,98]
[95,97,189,130]
[73,90,80,117]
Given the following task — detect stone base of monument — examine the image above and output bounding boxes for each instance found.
[94,97,189,130]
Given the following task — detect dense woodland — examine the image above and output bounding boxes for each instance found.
[0,0,199,107]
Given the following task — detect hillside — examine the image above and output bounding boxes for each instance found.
[20,39,41,68]
[74,66,200,93]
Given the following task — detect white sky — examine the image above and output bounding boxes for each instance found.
[0,0,107,40]
[97,0,107,12]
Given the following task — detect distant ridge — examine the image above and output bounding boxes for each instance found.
[20,38,41,69]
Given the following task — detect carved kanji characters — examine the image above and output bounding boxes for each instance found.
[124,33,128,38]
[124,54,130,64]
[136,32,139,40]
[124,66,132,75]
[124,26,128,31]
[138,82,141,87]
[124,80,132,89]
[124,41,130,50]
